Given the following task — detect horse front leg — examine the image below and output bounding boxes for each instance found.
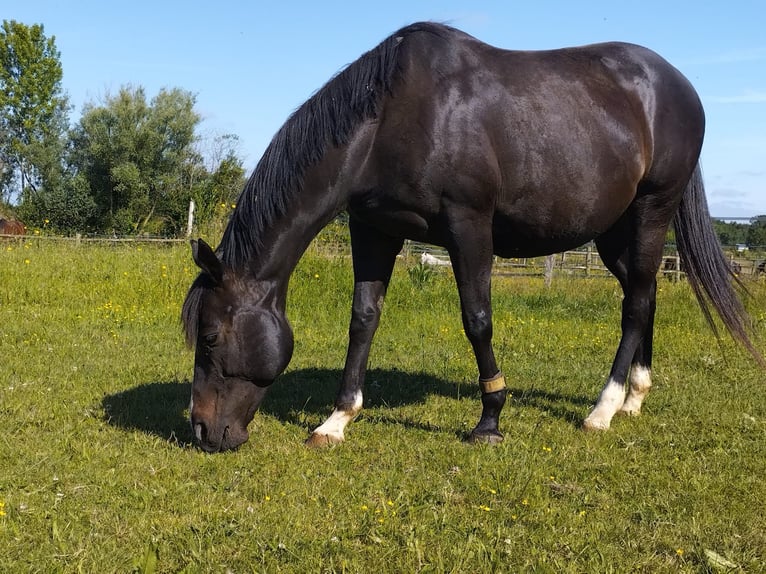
[446,222,507,444]
[306,222,403,447]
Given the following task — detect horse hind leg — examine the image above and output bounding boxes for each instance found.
[618,252,656,418]
[583,275,657,430]
[584,218,662,430]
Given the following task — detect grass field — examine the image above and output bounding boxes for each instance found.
[1,237,765,573]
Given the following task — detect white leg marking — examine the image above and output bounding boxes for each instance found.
[619,366,652,416]
[583,378,625,431]
[312,391,363,443]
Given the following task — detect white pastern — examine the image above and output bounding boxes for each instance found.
[312,391,363,442]
[620,366,652,416]
[583,378,625,431]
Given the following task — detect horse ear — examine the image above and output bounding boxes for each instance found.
[191,238,224,284]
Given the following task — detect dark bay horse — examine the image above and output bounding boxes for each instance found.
[182,22,762,452]
[0,218,25,236]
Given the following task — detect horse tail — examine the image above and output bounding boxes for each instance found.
[673,163,765,366]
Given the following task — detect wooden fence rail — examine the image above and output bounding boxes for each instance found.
[1,233,185,245]
[395,241,765,281]
[4,233,765,281]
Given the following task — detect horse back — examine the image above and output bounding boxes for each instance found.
[348,25,704,252]
[390,28,703,181]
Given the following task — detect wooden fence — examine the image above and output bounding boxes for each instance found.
[4,233,765,282]
[397,241,765,282]
[0,233,185,245]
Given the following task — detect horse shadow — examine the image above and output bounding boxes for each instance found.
[100,368,593,445]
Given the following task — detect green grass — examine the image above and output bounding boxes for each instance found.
[1,238,765,572]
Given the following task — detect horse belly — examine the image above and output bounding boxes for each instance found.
[491,190,630,258]
[492,221,597,258]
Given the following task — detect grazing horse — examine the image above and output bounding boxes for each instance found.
[0,218,25,236]
[182,22,762,453]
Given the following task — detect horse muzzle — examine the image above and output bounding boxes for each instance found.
[191,415,250,453]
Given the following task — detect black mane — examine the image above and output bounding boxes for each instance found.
[216,22,452,268]
[183,22,454,344]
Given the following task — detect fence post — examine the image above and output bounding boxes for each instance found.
[186,200,195,238]
[544,254,554,287]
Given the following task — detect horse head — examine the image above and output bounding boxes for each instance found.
[182,239,294,452]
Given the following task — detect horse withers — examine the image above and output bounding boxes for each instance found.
[182,22,762,452]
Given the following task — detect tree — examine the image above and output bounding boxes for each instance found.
[17,173,96,233]
[0,20,69,204]
[70,86,203,234]
[746,215,766,248]
[192,133,245,224]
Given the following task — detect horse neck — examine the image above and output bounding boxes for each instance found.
[247,147,350,287]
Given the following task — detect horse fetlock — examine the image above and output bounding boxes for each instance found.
[618,396,644,417]
[619,366,651,416]
[309,400,361,448]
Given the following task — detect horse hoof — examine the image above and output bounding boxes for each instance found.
[465,431,504,445]
[582,417,610,431]
[305,432,344,448]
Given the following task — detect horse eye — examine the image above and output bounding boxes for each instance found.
[202,332,218,347]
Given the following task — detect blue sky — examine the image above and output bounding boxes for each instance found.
[9,1,766,217]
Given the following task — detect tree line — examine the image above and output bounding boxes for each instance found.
[712,217,766,249]
[0,20,245,236]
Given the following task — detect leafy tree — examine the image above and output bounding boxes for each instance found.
[0,20,69,204]
[17,173,96,233]
[192,140,245,225]
[70,86,203,234]
[747,215,766,248]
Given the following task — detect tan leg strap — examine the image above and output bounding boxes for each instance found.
[479,372,506,394]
